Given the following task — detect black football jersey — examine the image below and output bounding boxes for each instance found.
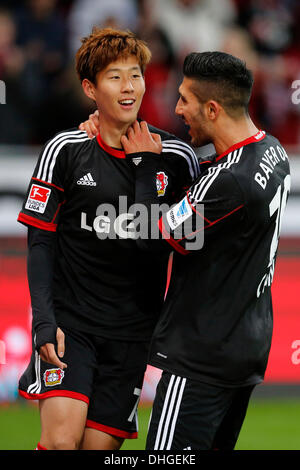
[134,131,291,385]
[18,127,200,341]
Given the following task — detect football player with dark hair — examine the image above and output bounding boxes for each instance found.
[120,51,291,450]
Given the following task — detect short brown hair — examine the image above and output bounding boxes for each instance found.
[75,27,152,84]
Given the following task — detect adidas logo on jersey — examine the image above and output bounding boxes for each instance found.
[132,157,142,166]
[77,173,97,186]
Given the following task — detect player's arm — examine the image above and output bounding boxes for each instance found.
[79,113,201,197]
[122,121,245,255]
[134,163,245,255]
[157,170,245,255]
[160,135,201,199]
[17,131,87,366]
[27,227,67,369]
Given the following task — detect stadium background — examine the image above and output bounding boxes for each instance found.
[0,0,300,450]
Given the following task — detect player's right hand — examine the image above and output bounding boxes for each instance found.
[39,327,67,369]
[79,109,100,138]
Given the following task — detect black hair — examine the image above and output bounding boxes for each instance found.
[183,51,254,116]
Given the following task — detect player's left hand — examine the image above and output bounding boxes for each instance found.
[121,121,162,155]
[79,109,100,138]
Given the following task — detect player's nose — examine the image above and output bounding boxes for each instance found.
[121,77,134,93]
[175,99,182,116]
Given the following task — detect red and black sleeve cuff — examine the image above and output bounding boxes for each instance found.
[18,212,58,232]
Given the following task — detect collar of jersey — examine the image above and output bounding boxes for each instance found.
[216,130,266,162]
[96,133,126,159]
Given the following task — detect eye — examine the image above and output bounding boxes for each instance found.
[110,75,120,80]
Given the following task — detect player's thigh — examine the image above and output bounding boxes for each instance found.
[19,327,96,449]
[82,339,149,448]
[146,372,237,451]
[212,385,255,450]
[80,427,124,451]
[39,396,88,449]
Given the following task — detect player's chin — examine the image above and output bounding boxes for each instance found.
[189,131,201,148]
[190,130,210,148]
[119,108,139,122]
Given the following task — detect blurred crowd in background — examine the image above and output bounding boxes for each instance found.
[0,0,300,148]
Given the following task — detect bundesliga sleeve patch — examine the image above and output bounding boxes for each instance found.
[43,368,65,387]
[166,196,193,230]
[25,184,51,214]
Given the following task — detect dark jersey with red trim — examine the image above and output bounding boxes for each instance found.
[18,127,200,341]
[133,131,291,385]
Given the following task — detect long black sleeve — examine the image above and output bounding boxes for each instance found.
[27,226,57,351]
[128,152,172,254]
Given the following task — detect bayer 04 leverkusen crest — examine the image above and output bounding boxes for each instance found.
[43,368,65,387]
[156,171,168,197]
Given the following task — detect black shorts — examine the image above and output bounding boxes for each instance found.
[19,326,149,439]
[146,371,255,450]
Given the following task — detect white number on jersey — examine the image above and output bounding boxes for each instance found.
[257,174,291,297]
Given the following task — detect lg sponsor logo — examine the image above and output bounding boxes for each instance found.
[80,196,204,249]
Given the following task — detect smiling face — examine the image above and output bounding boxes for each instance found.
[83,56,146,128]
[175,77,214,148]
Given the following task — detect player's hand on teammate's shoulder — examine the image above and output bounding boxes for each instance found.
[79,109,100,138]
[121,120,162,155]
[39,327,67,370]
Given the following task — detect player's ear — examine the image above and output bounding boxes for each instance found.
[206,100,221,122]
[81,78,97,102]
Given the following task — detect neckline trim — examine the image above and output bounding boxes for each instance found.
[96,133,126,159]
[216,130,266,162]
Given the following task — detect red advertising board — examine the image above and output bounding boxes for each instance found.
[265,257,300,382]
[0,255,299,403]
[0,257,31,401]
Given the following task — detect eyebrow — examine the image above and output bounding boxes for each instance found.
[105,66,141,74]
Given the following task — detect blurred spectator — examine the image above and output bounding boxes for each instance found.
[0,8,31,143]
[0,0,68,144]
[138,26,184,137]
[232,0,300,146]
[257,54,300,146]
[68,0,139,54]
[148,0,237,63]
[36,63,95,142]
[0,0,299,148]
[221,26,265,129]
[0,9,25,79]
[234,0,297,55]
[13,0,67,106]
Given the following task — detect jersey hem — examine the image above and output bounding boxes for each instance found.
[148,360,264,388]
[56,318,154,343]
[86,420,137,439]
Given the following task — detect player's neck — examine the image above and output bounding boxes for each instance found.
[213,116,259,156]
[98,119,133,149]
